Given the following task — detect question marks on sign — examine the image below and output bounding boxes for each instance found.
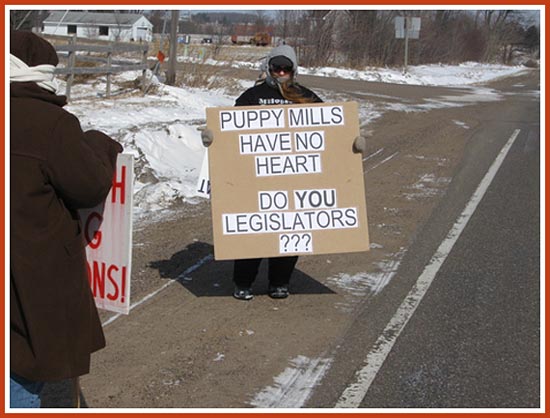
[302,234,312,250]
[291,234,300,250]
[280,234,290,252]
[279,233,313,254]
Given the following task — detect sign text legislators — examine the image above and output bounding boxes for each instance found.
[207,102,369,260]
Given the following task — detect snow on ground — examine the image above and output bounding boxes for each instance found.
[177,54,527,87]
[249,355,333,408]
[63,61,529,218]
[301,61,527,86]
[66,74,234,216]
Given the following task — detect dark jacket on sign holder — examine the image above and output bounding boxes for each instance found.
[232,45,323,299]
[10,30,122,382]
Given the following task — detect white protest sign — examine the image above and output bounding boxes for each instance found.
[207,102,369,260]
[79,153,133,315]
[196,149,210,198]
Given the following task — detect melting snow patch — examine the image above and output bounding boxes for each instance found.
[249,356,332,408]
[405,174,452,200]
[327,249,406,298]
[162,379,181,386]
[453,120,470,129]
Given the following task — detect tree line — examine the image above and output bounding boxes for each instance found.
[273,10,539,67]
[151,9,539,67]
[11,9,540,68]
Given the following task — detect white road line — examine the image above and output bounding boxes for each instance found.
[336,129,521,408]
[101,254,213,327]
[363,148,384,162]
[365,152,399,173]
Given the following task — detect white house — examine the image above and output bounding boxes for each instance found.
[43,11,153,42]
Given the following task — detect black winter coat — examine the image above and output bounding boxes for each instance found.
[235,81,322,106]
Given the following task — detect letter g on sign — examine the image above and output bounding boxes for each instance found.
[85,211,103,249]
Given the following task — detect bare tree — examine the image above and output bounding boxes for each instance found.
[211,19,230,59]
[482,10,513,61]
[524,24,539,54]
[255,10,268,32]
[298,10,336,67]
[275,10,290,43]
[111,11,124,42]
[336,10,399,67]
[10,10,47,31]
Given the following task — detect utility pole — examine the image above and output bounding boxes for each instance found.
[166,10,179,85]
[404,17,409,73]
[282,10,288,44]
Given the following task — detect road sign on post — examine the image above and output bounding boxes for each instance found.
[394,16,421,73]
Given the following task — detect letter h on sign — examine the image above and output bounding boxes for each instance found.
[112,165,126,204]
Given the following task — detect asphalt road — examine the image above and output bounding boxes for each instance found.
[357,129,540,408]
[306,71,541,409]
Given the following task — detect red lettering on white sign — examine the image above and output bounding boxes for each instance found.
[111,165,126,204]
[86,260,128,304]
[84,211,103,249]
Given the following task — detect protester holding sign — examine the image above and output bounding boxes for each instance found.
[231,45,323,301]
[9,30,123,407]
[203,45,365,301]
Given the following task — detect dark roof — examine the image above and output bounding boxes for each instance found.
[44,11,149,26]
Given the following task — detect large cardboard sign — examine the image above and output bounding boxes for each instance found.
[79,154,134,315]
[207,102,369,260]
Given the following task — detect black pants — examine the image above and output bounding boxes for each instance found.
[233,256,298,288]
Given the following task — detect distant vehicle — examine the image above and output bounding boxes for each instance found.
[201,37,212,44]
[178,35,191,44]
[230,34,250,44]
[231,32,271,46]
[251,32,271,46]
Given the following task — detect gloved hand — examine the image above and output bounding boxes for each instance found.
[352,129,373,153]
[200,128,214,147]
[353,136,366,153]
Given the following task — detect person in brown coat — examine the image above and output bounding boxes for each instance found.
[9,30,123,408]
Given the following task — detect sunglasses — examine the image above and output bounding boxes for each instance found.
[270,64,293,73]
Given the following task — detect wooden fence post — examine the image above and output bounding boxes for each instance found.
[106,49,112,98]
[141,47,147,93]
[66,34,76,102]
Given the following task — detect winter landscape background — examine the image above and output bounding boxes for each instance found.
[62,59,531,222]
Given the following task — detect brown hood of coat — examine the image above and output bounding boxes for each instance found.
[10,30,59,66]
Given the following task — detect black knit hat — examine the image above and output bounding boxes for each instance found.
[269,55,293,70]
[10,30,58,66]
